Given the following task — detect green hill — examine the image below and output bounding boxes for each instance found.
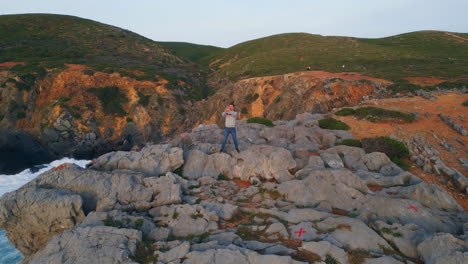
[156,41,224,65]
[202,31,468,80]
[0,13,210,99]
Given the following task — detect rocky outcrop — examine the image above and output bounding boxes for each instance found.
[0,64,192,160]
[438,114,468,136]
[183,145,296,182]
[0,187,85,255]
[407,136,467,193]
[0,130,52,174]
[0,113,466,264]
[90,144,184,176]
[188,71,391,128]
[0,164,188,255]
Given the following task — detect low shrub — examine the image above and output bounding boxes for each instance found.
[217,174,229,181]
[173,165,184,176]
[16,112,26,119]
[325,254,339,264]
[386,80,468,93]
[390,157,411,171]
[247,117,274,127]
[137,91,150,106]
[361,136,410,160]
[436,81,468,90]
[335,108,356,116]
[245,93,259,103]
[386,81,422,93]
[9,100,18,111]
[319,118,350,130]
[82,69,95,76]
[354,107,415,123]
[88,86,128,116]
[335,139,362,147]
[462,100,468,107]
[133,236,158,264]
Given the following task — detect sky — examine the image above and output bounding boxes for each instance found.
[2,0,468,47]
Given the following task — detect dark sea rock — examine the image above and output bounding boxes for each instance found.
[0,130,52,175]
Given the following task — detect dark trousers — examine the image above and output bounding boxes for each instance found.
[221,127,239,151]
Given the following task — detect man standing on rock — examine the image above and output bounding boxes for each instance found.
[220,104,240,153]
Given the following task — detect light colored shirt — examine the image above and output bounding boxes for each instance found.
[222,111,238,127]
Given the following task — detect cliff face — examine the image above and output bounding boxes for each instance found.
[188,71,391,127]
[0,66,392,160]
[0,64,186,158]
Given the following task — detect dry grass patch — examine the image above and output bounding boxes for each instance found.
[292,249,322,263]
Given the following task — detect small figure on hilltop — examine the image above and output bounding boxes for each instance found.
[306,65,311,71]
[220,104,240,153]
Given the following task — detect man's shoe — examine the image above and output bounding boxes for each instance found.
[236,149,240,153]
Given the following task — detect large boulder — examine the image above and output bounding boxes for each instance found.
[362,196,462,233]
[300,241,348,264]
[150,204,219,237]
[319,152,344,169]
[323,145,367,171]
[389,182,463,212]
[417,233,468,264]
[26,226,141,264]
[0,187,85,255]
[143,172,182,206]
[0,130,52,174]
[278,169,462,233]
[182,245,305,264]
[26,164,155,212]
[0,164,183,255]
[90,144,183,176]
[184,145,297,182]
[183,150,232,179]
[278,169,369,208]
[373,220,429,258]
[316,217,393,253]
[361,152,392,171]
[156,241,191,263]
[356,171,422,187]
[231,145,296,182]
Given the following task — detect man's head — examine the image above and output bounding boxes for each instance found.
[229,104,235,111]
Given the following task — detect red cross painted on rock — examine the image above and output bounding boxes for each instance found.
[407,205,419,212]
[294,228,307,237]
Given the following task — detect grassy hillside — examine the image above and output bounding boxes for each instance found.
[0,13,210,99]
[204,31,468,80]
[157,41,224,65]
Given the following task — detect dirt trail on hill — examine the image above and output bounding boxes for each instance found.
[291,70,389,82]
[336,93,468,210]
[444,31,468,42]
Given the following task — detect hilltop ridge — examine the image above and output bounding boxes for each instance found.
[159,30,468,81]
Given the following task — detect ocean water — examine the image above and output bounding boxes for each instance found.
[0,158,89,264]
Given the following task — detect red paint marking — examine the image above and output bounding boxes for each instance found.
[407,205,419,212]
[294,228,307,237]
